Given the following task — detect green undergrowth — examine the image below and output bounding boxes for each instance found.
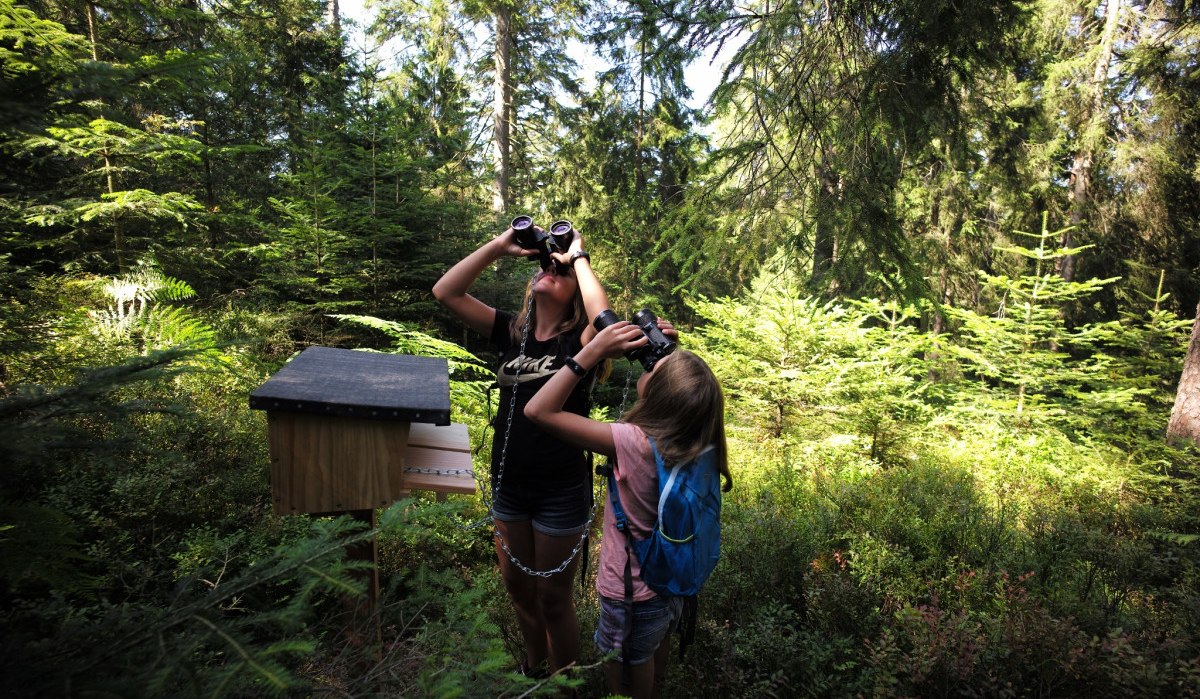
[2,245,1199,696]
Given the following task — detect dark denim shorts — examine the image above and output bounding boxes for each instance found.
[491,477,591,536]
[594,595,683,665]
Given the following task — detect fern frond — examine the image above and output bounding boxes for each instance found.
[330,314,491,378]
[191,615,293,691]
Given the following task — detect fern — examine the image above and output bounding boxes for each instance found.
[4,514,378,697]
[330,314,495,419]
[329,313,489,374]
[84,264,225,362]
[0,503,97,593]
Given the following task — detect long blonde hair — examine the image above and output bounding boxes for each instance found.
[622,351,732,491]
[505,273,614,382]
[507,273,588,342]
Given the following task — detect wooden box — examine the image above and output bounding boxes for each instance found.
[250,346,474,514]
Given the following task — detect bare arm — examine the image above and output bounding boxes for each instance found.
[551,230,611,346]
[524,321,648,458]
[432,228,530,337]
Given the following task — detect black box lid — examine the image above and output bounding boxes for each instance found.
[249,346,451,425]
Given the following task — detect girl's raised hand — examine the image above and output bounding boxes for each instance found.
[549,228,585,267]
[656,317,678,341]
[588,320,647,360]
[492,226,538,259]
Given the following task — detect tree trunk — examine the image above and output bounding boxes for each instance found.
[327,0,340,36]
[810,150,837,293]
[492,4,512,213]
[1059,0,1122,282]
[370,122,378,312]
[635,12,647,192]
[85,0,124,272]
[1167,299,1200,447]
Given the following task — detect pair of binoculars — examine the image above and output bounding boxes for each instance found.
[511,215,575,272]
[593,308,677,372]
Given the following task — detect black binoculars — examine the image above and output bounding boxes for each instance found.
[593,308,677,372]
[511,215,575,272]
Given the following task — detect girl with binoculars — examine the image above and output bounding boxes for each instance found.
[435,217,677,680]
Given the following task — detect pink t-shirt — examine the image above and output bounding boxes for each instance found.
[597,422,660,602]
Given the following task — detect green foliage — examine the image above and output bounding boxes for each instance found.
[83,264,225,360]
[670,245,1199,696]
[941,213,1189,446]
[331,313,496,445]
[0,0,88,135]
[2,0,1199,695]
[691,252,930,462]
[0,503,97,594]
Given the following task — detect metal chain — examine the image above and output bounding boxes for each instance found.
[485,283,537,514]
[495,500,599,578]
[618,361,633,412]
[498,351,636,578]
[404,467,474,476]
[453,284,539,532]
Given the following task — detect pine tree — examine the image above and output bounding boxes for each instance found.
[946,213,1119,430]
[661,0,1028,300]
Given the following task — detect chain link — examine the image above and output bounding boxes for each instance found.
[404,467,474,477]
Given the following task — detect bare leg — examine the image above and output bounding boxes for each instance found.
[495,520,547,670]
[604,622,673,698]
[651,632,672,699]
[533,529,582,672]
[605,659,655,699]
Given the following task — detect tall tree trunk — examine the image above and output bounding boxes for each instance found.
[635,12,647,192]
[327,0,340,35]
[85,0,124,272]
[1059,0,1122,282]
[810,150,837,293]
[370,122,379,312]
[200,117,221,250]
[492,4,512,213]
[1167,299,1200,447]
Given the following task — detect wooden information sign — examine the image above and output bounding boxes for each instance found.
[250,346,475,513]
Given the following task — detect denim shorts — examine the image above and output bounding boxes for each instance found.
[594,595,683,665]
[491,477,591,536]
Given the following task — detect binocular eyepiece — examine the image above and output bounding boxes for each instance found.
[593,308,677,372]
[511,215,575,272]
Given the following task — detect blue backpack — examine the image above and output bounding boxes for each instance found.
[602,436,723,663]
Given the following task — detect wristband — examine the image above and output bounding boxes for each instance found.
[568,250,591,267]
[563,356,587,376]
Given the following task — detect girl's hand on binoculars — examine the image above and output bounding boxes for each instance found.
[657,318,678,341]
[493,228,534,258]
[592,321,647,359]
[549,230,584,267]
[566,228,584,254]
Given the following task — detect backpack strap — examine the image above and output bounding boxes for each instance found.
[601,455,637,687]
[578,370,600,593]
[580,449,593,594]
[678,595,698,661]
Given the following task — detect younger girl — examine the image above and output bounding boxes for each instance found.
[524,321,732,699]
